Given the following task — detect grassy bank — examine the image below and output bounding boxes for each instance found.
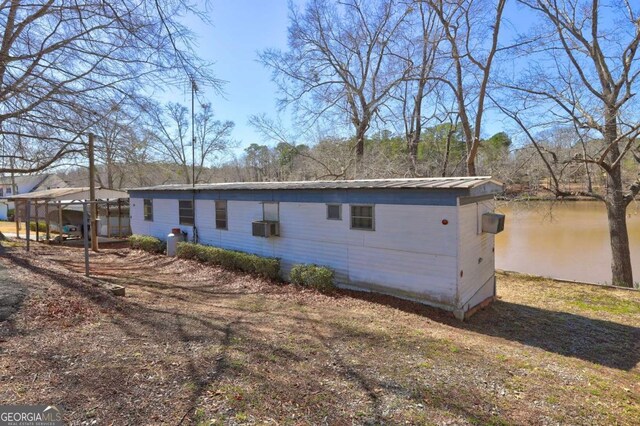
[0,221,23,234]
[0,241,638,425]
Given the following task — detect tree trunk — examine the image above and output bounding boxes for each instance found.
[407,132,419,176]
[106,144,114,189]
[407,78,426,177]
[355,125,366,159]
[605,195,633,287]
[457,98,475,176]
[466,151,477,176]
[352,121,368,179]
[183,163,191,185]
[442,125,455,177]
[603,115,634,287]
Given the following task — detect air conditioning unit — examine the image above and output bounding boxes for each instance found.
[481,213,505,234]
[252,220,280,237]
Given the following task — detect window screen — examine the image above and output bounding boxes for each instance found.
[351,205,374,230]
[143,199,153,221]
[179,200,194,225]
[215,200,227,229]
[327,204,341,220]
[263,202,279,221]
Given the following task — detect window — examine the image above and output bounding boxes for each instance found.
[215,200,227,229]
[262,202,279,221]
[327,204,342,220]
[179,200,194,225]
[143,199,153,221]
[351,205,374,230]
[5,187,11,195]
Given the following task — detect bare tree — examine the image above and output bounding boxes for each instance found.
[249,113,354,180]
[194,103,235,182]
[148,103,192,183]
[0,0,219,174]
[500,0,640,287]
[147,102,234,184]
[91,100,154,189]
[427,0,507,176]
[260,0,412,165]
[391,1,443,175]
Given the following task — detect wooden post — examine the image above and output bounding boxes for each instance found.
[45,201,50,241]
[34,200,39,242]
[117,198,122,237]
[58,201,63,242]
[25,201,30,251]
[88,133,98,251]
[15,200,20,239]
[82,202,89,276]
[106,199,111,238]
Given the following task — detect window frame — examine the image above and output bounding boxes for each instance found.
[178,199,194,226]
[326,203,342,220]
[143,198,154,222]
[215,200,228,230]
[262,201,279,222]
[350,204,375,231]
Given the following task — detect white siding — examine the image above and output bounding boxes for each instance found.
[347,204,458,305]
[198,200,268,254]
[457,201,497,310]
[130,198,189,239]
[275,202,350,282]
[131,198,460,307]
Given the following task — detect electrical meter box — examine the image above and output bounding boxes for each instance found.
[481,213,505,234]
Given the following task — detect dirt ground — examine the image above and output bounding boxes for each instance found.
[0,241,638,425]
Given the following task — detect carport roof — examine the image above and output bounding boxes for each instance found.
[8,187,128,202]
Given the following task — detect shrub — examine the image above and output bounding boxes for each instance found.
[129,234,165,254]
[176,242,280,280]
[174,240,198,259]
[289,264,335,292]
[29,221,47,232]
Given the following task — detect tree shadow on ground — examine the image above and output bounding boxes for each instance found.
[0,248,329,424]
[335,289,640,371]
[7,246,619,423]
[466,301,640,371]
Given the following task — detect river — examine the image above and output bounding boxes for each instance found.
[495,200,640,284]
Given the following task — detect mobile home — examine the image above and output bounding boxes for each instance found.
[128,177,504,319]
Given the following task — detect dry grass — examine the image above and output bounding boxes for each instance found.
[0,241,638,425]
[0,221,22,234]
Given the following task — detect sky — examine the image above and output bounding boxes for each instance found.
[163,1,534,154]
[165,1,292,152]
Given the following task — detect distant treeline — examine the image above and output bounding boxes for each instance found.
[58,123,636,200]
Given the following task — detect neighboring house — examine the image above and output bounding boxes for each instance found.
[128,177,505,319]
[0,174,68,220]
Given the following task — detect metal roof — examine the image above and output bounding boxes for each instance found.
[8,187,129,201]
[0,174,50,185]
[128,177,503,192]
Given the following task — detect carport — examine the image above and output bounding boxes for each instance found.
[9,187,129,242]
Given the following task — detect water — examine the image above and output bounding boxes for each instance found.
[495,201,640,284]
